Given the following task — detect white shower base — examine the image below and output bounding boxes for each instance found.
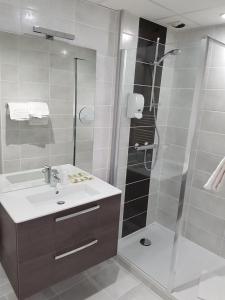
[118,222,225,300]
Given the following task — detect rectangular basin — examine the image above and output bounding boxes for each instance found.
[27,184,99,207]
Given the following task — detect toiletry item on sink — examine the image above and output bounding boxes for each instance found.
[68,172,93,183]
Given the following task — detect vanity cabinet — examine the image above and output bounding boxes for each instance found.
[0,194,121,300]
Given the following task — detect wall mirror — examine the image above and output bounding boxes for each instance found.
[0,31,96,192]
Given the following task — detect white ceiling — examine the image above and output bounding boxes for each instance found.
[89,0,225,29]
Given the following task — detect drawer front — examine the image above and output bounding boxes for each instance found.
[18,254,55,299]
[54,195,120,254]
[18,231,118,299]
[17,216,54,263]
[54,202,101,254]
[17,195,121,264]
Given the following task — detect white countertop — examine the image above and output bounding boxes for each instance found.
[0,165,121,223]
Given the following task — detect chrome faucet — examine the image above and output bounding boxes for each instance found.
[50,168,61,187]
[42,165,51,184]
[42,165,60,187]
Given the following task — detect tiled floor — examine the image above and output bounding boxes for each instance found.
[0,258,163,300]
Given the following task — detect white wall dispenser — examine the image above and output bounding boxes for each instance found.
[127,93,144,119]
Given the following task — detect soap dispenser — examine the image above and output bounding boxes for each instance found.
[127,93,144,119]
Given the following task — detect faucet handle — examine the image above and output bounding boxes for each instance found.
[51,168,59,175]
[42,165,51,173]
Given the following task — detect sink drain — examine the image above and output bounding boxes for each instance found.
[57,201,65,205]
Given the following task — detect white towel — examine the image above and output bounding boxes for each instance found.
[198,270,225,300]
[28,117,49,126]
[28,102,49,118]
[8,102,30,121]
[204,157,225,191]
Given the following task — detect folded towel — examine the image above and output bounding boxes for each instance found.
[28,102,49,118]
[28,117,49,126]
[198,270,225,300]
[204,157,225,191]
[8,102,30,121]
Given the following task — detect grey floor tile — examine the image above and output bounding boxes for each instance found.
[0,260,161,300]
[57,277,112,300]
[0,282,14,298]
[5,292,17,300]
[118,284,163,300]
[51,273,87,295]
[87,260,140,299]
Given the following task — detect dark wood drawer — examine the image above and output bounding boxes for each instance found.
[54,201,101,254]
[17,216,54,263]
[18,230,118,299]
[1,194,121,300]
[54,196,120,254]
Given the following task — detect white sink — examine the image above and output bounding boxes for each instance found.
[0,165,121,223]
[27,184,99,207]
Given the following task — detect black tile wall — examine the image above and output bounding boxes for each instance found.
[134,62,162,86]
[122,212,147,237]
[126,164,151,184]
[138,18,167,44]
[123,196,148,220]
[129,127,155,147]
[127,147,153,166]
[122,18,167,237]
[130,108,157,128]
[125,179,150,202]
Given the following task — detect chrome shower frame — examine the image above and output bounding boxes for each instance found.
[149,37,160,111]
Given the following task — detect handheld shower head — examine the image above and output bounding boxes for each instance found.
[156,48,181,65]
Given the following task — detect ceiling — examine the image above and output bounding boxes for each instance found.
[89,0,225,29]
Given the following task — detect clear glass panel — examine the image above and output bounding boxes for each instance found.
[75,57,96,173]
[117,37,202,289]
[173,38,225,300]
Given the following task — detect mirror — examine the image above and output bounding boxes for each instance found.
[0,31,96,192]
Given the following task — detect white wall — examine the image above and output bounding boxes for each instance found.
[0,0,119,180]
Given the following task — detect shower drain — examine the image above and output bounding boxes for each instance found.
[140,238,151,246]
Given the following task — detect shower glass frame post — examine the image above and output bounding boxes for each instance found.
[73,58,78,166]
[167,36,210,292]
[110,49,129,186]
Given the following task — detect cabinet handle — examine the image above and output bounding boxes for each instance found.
[55,205,100,222]
[54,239,98,260]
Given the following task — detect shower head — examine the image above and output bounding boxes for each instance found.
[156,49,181,65]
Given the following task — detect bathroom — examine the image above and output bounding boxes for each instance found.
[0,0,225,299]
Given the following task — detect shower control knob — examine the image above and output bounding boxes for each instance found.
[135,143,139,147]
[144,142,149,145]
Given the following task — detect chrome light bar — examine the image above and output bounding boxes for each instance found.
[33,26,75,40]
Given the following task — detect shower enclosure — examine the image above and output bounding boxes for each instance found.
[112,33,225,299]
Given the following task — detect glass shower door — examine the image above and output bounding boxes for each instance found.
[172,36,225,300]
[115,36,203,290]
